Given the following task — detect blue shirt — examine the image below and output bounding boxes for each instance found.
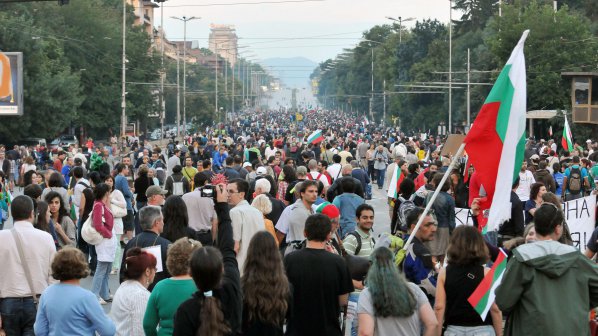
[61,165,72,185]
[115,174,133,210]
[553,172,564,196]
[333,192,365,237]
[34,283,115,336]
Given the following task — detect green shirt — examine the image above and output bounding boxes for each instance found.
[143,278,197,336]
[342,227,375,257]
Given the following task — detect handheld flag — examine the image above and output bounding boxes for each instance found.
[307,130,324,145]
[463,30,529,231]
[468,249,508,320]
[561,115,573,152]
[548,125,553,137]
[386,165,404,199]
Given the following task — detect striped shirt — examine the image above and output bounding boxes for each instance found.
[342,227,375,257]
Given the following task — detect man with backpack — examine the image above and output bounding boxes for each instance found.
[563,156,589,201]
[342,203,376,336]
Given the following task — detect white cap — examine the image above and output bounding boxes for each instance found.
[242,162,251,168]
[256,166,268,176]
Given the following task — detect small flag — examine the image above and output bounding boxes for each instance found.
[548,125,553,137]
[386,165,404,198]
[2,188,13,206]
[463,30,529,231]
[561,115,573,152]
[468,249,508,320]
[307,130,324,145]
[70,202,77,220]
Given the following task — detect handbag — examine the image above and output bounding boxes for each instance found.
[10,229,40,309]
[82,204,105,245]
[111,203,127,218]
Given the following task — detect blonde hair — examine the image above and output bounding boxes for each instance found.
[251,194,272,215]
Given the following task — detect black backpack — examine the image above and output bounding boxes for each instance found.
[346,231,376,255]
[568,166,583,195]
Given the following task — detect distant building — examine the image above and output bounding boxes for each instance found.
[208,24,238,66]
[127,0,158,39]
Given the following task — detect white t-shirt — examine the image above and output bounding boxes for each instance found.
[516,170,536,202]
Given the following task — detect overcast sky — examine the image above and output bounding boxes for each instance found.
[158,0,453,63]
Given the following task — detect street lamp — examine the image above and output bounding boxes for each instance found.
[171,16,200,137]
[386,16,415,43]
[121,0,126,140]
[363,39,383,122]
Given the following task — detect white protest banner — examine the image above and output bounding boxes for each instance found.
[453,194,596,252]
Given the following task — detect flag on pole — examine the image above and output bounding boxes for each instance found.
[307,130,324,145]
[561,115,573,152]
[548,125,553,137]
[386,165,405,198]
[468,249,508,320]
[463,30,529,231]
[2,188,13,206]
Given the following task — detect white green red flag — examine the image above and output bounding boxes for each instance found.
[2,188,13,206]
[548,125,553,137]
[463,30,529,231]
[561,115,573,152]
[307,130,324,145]
[468,248,508,320]
[386,165,404,198]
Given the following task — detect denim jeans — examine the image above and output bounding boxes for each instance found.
[0,297,37,336]
[348,292,360,336]
[91,261,112,300]
[376,168,386,188]
[445,325,495,336]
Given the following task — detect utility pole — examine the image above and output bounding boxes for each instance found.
[215,45,219,122]
[172,16,200,138]
[176,46,181,137]
[448,0,453,134]
[121,0,126,140]
[159,0,165,140]
[383,79,386,125]
[467,48,471,128]
[369,47,373,121]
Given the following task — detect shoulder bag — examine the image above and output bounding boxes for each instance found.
[82,204,105,245]
[10,229,40,309]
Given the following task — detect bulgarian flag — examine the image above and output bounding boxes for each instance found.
[463,30,529,231]
[468,249,508,320]
[2,187,13,206]
[561,115,573,152]
[386,165,404,199]
[307,130,324,145]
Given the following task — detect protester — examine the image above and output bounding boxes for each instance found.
[241,231,290,335]
[434,226,502,335]
[284,213,353,336]
[333,177,365,237]
[524,182,546,224]
[0,196,57,335]
[496,203,598,335]
[115,163,135,241]
[173,184,242,335]
[134,164,155,209]
[111,248,157,336]
[425,173,455,261]
[34,247,115,336]
[104,174,127,273]
[144,238,202,336]
[45,190,76,247]
[165,165,190,197]
[182,173,217,246]
[357,247,437,336]
[161,195,197,242]
[250,193,278,242]
[40,171,69,210]
[90,182,116,305]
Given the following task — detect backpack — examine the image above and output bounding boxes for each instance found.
[346,231,376,256]
[397,195,417,233]
[568,166,583,195]
[169,176,184,196]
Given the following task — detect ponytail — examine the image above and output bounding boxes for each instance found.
[197,294,230,336]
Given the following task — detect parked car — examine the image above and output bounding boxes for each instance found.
[20,138,47,148]
[49,134,79,152]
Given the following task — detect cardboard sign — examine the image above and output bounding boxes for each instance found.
[440,134,466,157]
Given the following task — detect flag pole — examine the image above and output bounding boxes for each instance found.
[403,142,466,250]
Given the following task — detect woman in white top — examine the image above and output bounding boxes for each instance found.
[104,175,127,274]
[111,247,157,336]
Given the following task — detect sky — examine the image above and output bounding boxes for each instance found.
[157,0,453,63]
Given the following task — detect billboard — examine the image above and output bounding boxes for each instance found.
[0,52,23,116]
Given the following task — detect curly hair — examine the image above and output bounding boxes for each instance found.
[241,231,289,326]
[366,247,416,317]
[446,226,489,266]
[166,237,202,276]
[51,247,90,281]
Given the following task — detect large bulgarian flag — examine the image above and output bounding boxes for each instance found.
[387,165,404,198]
[561,115,573,152]
[468,248,508,320]
[307,130,324,145]
[463,30,529,232]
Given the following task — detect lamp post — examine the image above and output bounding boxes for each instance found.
[156,0,167,140]
[386,16,415,43]
[171,16,200,138]
[363,40,383,122]
[121,0,126,140]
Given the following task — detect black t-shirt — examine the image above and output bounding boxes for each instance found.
[587,227,598,253]
[284,248,353,336]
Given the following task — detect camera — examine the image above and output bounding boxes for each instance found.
[200,185,216,200]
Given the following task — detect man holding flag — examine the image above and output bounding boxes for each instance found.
[495,203,598,335]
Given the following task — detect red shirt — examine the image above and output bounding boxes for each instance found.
[53,159,63,172]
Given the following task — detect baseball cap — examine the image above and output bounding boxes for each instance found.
[256,166,268,176]
[146,185,167,197]
[587,139,592,143]
[314,202,340,219]
[242,162,252,168]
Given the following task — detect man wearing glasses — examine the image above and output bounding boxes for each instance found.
[403,207,438,302]
[496,203,598,335]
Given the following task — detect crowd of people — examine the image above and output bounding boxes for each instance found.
[0,107,598,336]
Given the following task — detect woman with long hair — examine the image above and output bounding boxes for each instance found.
[162,195,197,243]
[110,248,157,336]
[23,170,38,187]
[104,174,127,274]
[45,191,76,247]
[173,185,242,336]
[524,182,546,224]
[144,238,202,336]
[541,192,573,245]
[90,183,116,305]
[278,165,296,205]
[241,231,290,335]
[34,247,115,336]
[435,226,503,335]
[41,171,69,210]
[358,247,437,336]
[134,164,154,209]
[35,200,60,249]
